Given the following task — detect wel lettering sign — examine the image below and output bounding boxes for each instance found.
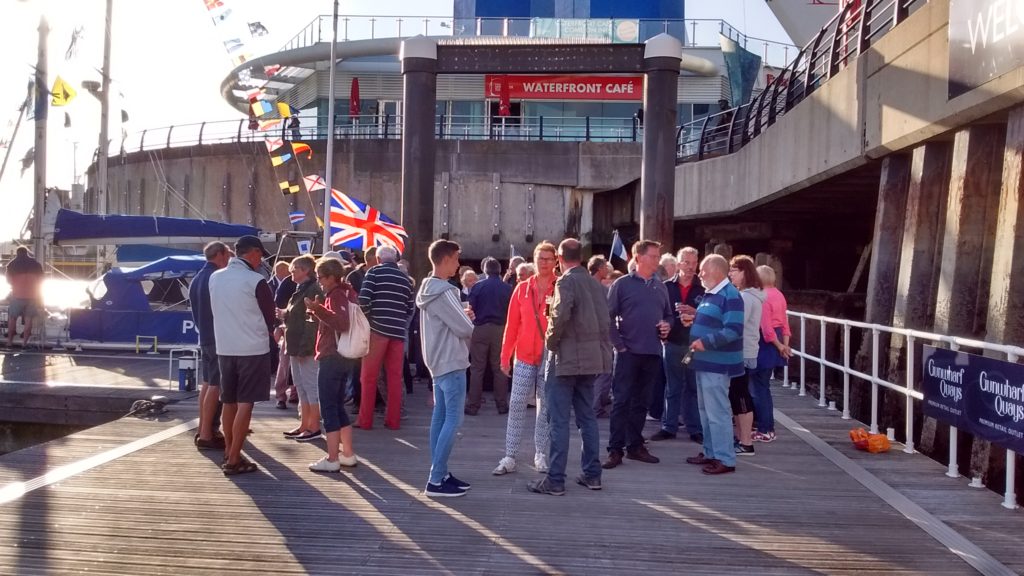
[484,75,643,101]
[922,345,1024,453]
[948,0,1024,98]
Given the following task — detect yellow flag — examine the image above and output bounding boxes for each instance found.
[51,76,77,106]
[277,102,293,118]
[316,216,324,228]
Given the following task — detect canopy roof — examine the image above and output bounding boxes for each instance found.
[53,209,259,246]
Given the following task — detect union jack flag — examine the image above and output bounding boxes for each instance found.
[329,188,407,252]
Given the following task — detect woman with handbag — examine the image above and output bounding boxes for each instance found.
[492,241,558,475]
[304,257,360,472]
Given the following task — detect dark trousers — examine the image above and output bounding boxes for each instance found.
[467,323,510,411]
[608,351,663,452]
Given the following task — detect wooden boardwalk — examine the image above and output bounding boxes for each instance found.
[1,379,1023,575]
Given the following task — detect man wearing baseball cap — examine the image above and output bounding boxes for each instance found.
[209,235,276,475]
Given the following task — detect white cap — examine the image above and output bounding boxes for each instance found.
[400,35,438,60]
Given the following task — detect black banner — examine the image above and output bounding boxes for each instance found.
[949,0,1024,98]
[922,345,1024,453]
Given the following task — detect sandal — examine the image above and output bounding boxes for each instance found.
[222,457,258,476]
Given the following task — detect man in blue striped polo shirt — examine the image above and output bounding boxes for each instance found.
[357,245,415,430]
[684,254,745,475]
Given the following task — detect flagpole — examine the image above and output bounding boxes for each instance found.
[97,0,112,216]
[321,0,339,252]
[33,14,49,270]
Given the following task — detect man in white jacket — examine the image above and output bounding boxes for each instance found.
[210,235,276,476]
[416,239,476,497]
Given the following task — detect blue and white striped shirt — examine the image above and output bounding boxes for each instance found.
[358,262,414,340]
[689,278,745,377]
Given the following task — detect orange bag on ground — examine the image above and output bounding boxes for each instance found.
[849,428,891,453]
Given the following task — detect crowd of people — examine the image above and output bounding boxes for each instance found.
[190,234,791,496]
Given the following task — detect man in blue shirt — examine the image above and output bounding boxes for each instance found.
[685,254,745,475]
[603,240,674,469]
[466,257,514,415]
[189,241,231,450]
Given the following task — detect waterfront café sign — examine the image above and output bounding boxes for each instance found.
[484,75,643,101]
[949,0,1024,98]
[922,345,1024,453]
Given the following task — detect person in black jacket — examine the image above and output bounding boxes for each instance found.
[649,247,706,443]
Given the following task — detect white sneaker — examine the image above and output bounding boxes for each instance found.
[534,453,549,473]
[309,456,342,472]
[337,453,359,467]
[492,456,517,475]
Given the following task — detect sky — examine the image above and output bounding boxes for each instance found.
[0,0,793,241]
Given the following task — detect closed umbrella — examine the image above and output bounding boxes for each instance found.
[349,77,360,121]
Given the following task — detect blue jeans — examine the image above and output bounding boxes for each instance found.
[428,370,466,485]
[662,342,701,436]
[695,371,735,467]
[318,355,354,433]
[546,373,601,487]
[748,367,775,433]
[609,351,662,452]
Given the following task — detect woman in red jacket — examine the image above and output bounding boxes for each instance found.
[492,241,558,475]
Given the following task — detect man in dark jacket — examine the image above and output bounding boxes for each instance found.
[528,239,612,496]
[466,257,513,415]
[650,247,706,443]
[189,242,231,450]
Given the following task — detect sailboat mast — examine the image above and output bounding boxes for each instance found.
[33,14,48,270]
[321,0,339,252]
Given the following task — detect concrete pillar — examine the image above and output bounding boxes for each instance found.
[400,36,437,278]
[935,123,1005,481]
[639,34,681,245]
[934,124,1005,338]
[988,106,1024,345]
[888,142,951,454]
[864,154,910,326]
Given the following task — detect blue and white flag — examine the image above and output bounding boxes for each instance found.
[288,211,305,225]
[609,229,628,264]
[296,239,312,255]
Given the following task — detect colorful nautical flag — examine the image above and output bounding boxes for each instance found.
[296,239,312,255]
[291,142,312,159]
[244,87,264,102]
[264,137,284,153]
[248,21,269,36]
[264,64,282,77]
[279,180,300,194]
[277,102,298,118]
[270,152,293,166]
[329,188,408,252]
[303,174,326,193]
[258,118,282,131]
[609,229,629,271]
[251,100,273,117]
[51,76,77,106]
[288,211,305,225]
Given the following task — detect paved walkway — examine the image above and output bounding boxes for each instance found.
[0,380,1022,575]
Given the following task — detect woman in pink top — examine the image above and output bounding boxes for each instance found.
[492,241,558,475]
[304,257,360,472]
[750,265,792,442]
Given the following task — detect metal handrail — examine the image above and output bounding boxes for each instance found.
[784,309,1023,509]
[279,15,798,68]
[98,114,649,158]
[677,0,927,163]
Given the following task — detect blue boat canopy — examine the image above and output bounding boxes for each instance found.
[52,209,260,246]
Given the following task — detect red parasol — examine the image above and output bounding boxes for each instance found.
[349,78,361,119]
[498,75,511,117]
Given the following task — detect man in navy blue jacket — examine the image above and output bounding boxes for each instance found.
[466,257,514,415]
[189,241,231,450]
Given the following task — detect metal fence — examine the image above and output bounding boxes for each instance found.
[784,310,1024,510]
[677,0,927,163]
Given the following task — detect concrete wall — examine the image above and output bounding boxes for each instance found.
[676,0,1024,218]
[91,139,641,259]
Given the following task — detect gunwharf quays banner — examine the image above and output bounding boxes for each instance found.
[948,0,1024,98]
[922,345,1024,453]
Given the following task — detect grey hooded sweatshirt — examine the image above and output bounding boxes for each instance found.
[739,287,767,361]
[416,277,475,378]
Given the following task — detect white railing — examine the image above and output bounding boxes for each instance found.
[784,310,1024,510]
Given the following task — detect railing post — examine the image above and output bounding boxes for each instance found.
[784,47,804,112]
[948,425,960,478]
[819,318,827,408]
[437,113,445,139]
[198,121,206,146]
[539,116,544,141]
[842,322,851,419]
[585,116,591,141]
[697,116,711,160]
[894,0,909,26]
[799,315,806,397]
[139,129,147,152]
[870,328,879,434]
[1006,351,1020,508]
[904,335,915,453]
[783,359,790,389]
[857,0,872,54]
[166,125,174,149]
[384,113,390,140]
[804,27,828,98]
[725,105,739,153]
[828,3,854,79]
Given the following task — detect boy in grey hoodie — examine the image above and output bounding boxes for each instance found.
[416,240,477,497]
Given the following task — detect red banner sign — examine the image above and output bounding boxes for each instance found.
[484,75,643,101]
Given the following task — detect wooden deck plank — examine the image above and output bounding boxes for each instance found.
[0,380,1020,574]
